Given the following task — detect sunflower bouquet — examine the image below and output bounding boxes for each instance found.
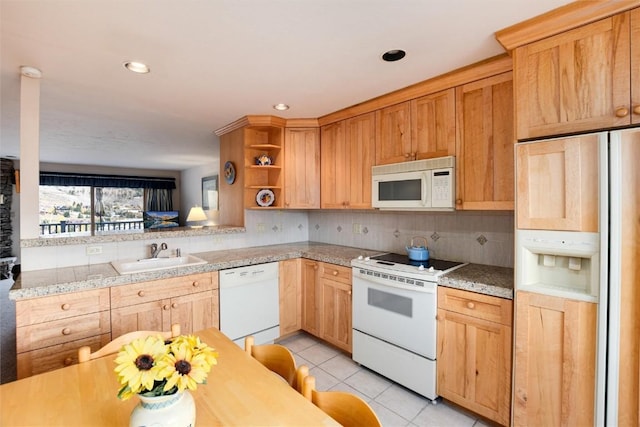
[114,334,218,400]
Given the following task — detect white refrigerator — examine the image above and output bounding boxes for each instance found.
[514,128,640,426]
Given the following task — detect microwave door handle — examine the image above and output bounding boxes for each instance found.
[422,172,431,206]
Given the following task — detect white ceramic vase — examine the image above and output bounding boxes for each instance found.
[129,390,196,427]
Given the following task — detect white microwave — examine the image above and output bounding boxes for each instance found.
[371,157,455,211]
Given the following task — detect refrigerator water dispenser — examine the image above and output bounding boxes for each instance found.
[516,229,600,302]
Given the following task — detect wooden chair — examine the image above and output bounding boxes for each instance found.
[78,323,181,363]
[302,374,382,427]
[244,335,298,388]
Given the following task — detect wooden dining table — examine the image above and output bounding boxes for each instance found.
[0,327,340,426]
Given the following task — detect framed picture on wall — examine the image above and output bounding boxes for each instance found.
[202,175,218,210]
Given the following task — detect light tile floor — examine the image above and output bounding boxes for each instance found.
[278,332,492,427]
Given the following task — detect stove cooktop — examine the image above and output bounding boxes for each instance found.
[370,253,464,271]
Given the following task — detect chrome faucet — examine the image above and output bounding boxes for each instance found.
[150,242,168,258]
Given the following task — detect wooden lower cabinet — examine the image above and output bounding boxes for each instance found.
[279,259,302,336]
[318,263,352,353]
[437,287,512,426]
[300,260,352,352]
[110,272,219,337]
[513,291,597,427]
[301,259,320,336]
[15,288,111,379]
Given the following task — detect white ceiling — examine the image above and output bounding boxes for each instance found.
[0,0,572,171]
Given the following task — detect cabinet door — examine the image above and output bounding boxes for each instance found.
[111,300,169,338]
[514,291,597,427]
[319,277,352,353]
[346,112,376,209]
[375,101,412,165]
[301,260,320,336]
[279,259,302,336]
[516,134,599,232]
[320,121,350,209]
[437,309,511,426]
[284,128,320,208]
[514,13,630,139]
[411,89,456,160]
[456,72,514,210]
[170,291,216,333]
[632,9,640,125]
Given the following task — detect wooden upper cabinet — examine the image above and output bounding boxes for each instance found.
[375,101,412,165]
[321,113,375,209]
[514,11,632,139]
[456,72,515,210]
[632,8,640,125]
[516,134,599,232]
[283,128,320,209]
[320,121,349,209]
[410,88,456,160]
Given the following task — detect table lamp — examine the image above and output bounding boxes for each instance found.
[186,206,207,228]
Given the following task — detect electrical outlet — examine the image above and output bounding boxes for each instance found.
[86,246,102,255]
[257,223,266,233]
[352,223,361,234]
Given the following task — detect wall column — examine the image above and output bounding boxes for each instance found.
[19,68,41,239]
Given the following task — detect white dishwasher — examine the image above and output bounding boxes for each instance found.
[219,262,280,347]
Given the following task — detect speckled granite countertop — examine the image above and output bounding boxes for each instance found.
[10,243,514,300]
[439,263,514,299]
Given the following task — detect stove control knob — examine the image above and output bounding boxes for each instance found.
[418,265,425,271]
[357,255,364,260]
[364,256,370,261]
[428,266,435,273]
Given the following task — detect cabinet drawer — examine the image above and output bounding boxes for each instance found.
[438,287,512,326]
[110,272,216,308]
[319,263,351,285]
[17,333,112,379]
[17,310,111,353]
[16,288,110,327]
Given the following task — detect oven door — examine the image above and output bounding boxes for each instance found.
[352,271,437,359]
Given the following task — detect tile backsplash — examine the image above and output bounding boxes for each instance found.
[20,209,514,271]
[308,210,514,268]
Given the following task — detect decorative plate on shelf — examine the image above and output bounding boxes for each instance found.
[224,161,236,184]
[255,154,273,166]
[256,189,275,207]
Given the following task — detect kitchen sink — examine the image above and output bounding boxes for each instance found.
[111,254,208,275]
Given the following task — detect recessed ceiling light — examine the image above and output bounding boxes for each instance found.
[382,49,406,62]
[273,103,290,111]
[123,61,150,74]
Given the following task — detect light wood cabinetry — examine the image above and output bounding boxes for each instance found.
[16,288,111,378]
[411,88,456,160]
[513,291,597,427]
[437,287,512,426]
[375,102,412,165]
[284,128,320,209]
[318,263,352,353]
[321,112,375,209]
[110,272,219,337]
[455,72,514,210]
[301,259,320,336]
[513,10,639,139]
[515,134,599,232]
[279,258,302,336]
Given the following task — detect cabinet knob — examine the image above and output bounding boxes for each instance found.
[404,153,411,158]
[138,290,145,297]
[172,302,178,309]
[411,152,416,159]
[466,302,475,309]
[313,265,319,270]
[455,198,462,205]
[332,270,338,276]
[192,281,199,287]
[62,328,71,336]
[633,105,640,115]
[348,290,352,296]
[615,107,629,118]
[63,357,73,366]
[61,303,70,311]
[163,304,170,311]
